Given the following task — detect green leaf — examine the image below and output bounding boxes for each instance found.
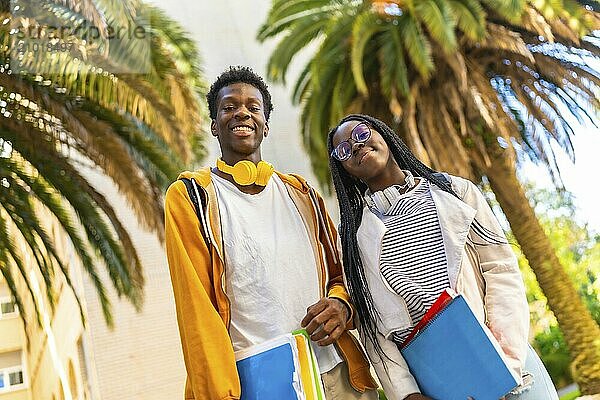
[448,0,486,41]
[399,14,434,79]
[415,0,458,52]
[351,10,385,96]
[481,0,526,23]
[378,26,410,99]
[266,16,328,84]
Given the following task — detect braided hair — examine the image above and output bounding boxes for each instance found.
[327,114,504,360]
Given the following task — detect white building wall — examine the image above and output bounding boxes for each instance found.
[79,169,185,400]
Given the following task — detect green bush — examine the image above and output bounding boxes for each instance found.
[559,389,580,400]
[532,326,573,388]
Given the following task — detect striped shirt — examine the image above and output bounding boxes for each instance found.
[366,179,450,345]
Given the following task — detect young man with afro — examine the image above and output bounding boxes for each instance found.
[165,66,378,400]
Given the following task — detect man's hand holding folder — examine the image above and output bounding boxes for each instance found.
[301,297,350,346]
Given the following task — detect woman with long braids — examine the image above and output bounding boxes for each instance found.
[327,114,558,400]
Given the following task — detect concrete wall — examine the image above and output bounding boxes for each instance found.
[0,318,22,354]
[77,168,185,400]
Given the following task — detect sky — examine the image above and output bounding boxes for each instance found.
[521,124,600,233]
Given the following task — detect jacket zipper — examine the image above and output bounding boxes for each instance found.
[307,188,330,295]
[191,179,231,328]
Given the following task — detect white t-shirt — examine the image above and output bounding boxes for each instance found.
[211,172,342,373]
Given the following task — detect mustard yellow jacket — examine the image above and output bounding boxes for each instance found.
[165,168,377,400]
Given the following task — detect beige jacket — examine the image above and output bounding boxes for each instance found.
[355,175,529,400]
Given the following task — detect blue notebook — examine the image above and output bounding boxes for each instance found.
[400,294,519,400]
[236,332,325,400]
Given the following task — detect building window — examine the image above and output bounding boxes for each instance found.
[0,350,27,393]
[9,370,23,385]
[0,297,18,319]
[1,302,14,314]
[0,367,25,392]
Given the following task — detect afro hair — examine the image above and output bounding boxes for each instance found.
[206,66,274,121]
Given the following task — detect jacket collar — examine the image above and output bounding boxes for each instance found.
[177,167,310,193]
[175,167,313,262]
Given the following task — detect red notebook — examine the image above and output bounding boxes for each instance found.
[400,288,456,349]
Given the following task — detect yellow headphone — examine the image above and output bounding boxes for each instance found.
[216,158,274,186]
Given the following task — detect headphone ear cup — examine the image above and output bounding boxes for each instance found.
[255,161,274,186]
[230,160,258,186]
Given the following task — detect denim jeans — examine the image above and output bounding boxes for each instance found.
[505,345,559,400]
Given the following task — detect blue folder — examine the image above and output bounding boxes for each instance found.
[236,342,299,400]
[400,295,519,400]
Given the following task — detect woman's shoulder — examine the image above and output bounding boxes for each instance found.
[432,172,472,198]
[442,174,490,211]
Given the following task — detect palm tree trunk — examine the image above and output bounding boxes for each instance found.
[484,148,600,395]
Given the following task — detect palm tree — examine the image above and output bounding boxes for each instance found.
[0,0,207,331]
[259,0,600,393]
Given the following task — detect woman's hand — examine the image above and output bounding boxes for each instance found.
[404,394,434,400]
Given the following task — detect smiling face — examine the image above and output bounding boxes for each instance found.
[211,82,269,164]
[331,120,401,191]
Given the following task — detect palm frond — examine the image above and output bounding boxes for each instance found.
[399,13,435,79]
[1,180,57,310]
[448,0,487,41]
[0,74,172,236]
[2,156,102,325]
[415,0,458,52]
[482,0,526,23]
[377,25,410,112]
[352,10,386,95]
[258,0,345,39]
[0,207,42,329]
[3,110,142,316]
[0,161,87,323]
[266,13,328,84]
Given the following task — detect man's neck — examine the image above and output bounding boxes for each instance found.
[220,153,261,166]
